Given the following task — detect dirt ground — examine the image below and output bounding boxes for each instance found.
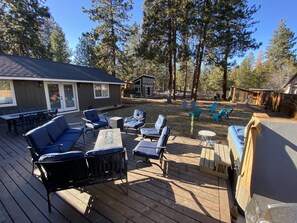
[101,98,270,144]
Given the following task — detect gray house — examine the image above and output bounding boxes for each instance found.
[132,75,155,97]
[283,73,297,94]
[0,54,124,114]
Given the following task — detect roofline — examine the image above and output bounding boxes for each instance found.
[283,73,297,88]
[132,74,155,82]
[0,76,124,85]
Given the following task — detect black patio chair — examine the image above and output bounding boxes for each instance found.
[140,114,167,141]
[132,126,171,175]
[123,109,146,134]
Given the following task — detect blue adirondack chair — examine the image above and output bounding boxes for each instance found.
[206,102,218,114]
[189,107,202,120]
[223,105,233,119]
[211,109,227,123]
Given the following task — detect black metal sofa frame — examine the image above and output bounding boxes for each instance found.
[36,148,128,212]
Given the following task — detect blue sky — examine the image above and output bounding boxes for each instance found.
[45,0,297,63]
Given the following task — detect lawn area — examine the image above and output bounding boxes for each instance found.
[105,98,266,143]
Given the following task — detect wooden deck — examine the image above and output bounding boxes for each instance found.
[0,115,231,223]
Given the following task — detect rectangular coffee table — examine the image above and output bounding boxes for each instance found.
[94,128,123,150]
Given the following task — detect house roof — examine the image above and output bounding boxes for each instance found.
[283,73,297,88]
[132,74,155,83]
[0,54,124,85]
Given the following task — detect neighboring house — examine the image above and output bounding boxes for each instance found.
[0,54,124,114]
[132,75,155,97]
[283,73,297,94]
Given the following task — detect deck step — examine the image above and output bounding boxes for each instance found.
[199,144,231,179]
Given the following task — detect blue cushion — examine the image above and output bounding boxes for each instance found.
[25,126,52,148]
[86,147,124,156]
[64,127,83,135]
[140,128,159,136]
[37,144,63,157]
[133,141,160,159]
[84,109,99,122]
[228,125,245,160]
[54,140,75,152]
[124,120,145,129]
[43,121,64,142]
[154,114,167,130]
[38,151,85,162]
[156,126,170,148]
[52,116,69,132]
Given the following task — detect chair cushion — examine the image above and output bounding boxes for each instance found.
[84,109,99,122]
[154,114,167,130]
[25,126,52,148]
[140,128,159,136]
[86,147,125,156]
[54,140,75,152]
[156,126,170,148]
[43,121,64,142]
[124,120,145,129]
[133,141,160,159]
[52,116,69,132]
[64,127,83,135]
[39,151,85,162]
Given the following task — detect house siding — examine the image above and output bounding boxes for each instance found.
[77,83,121,110]
[0,80,47,114]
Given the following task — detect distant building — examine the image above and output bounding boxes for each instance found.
[283,73,297,94]
[132,75,155,97]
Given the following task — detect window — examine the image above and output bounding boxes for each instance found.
[94,84,109,98]
[0,80,17,107]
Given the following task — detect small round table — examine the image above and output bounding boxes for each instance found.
[198,130,216,147]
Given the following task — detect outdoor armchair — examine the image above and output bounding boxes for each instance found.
[132,126,171,175]
[206,102,218,114]
[140,114,167,140]
[123,109,146,134]
[211,109,227,123]
[83,109,109,136]
[223,105,233,119]
[189,107,202,120]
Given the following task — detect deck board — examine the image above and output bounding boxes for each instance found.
[0,113,231,223]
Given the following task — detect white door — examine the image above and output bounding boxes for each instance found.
[45,82,78,112]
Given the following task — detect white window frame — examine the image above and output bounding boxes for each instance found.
[0,80,17,107]
[93,83,109,99]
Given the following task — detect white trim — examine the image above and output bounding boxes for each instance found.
[0,76,124,85]
[0,80,17,107]
[93,83,110,99]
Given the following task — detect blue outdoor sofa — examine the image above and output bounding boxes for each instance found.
[24,115,84,173]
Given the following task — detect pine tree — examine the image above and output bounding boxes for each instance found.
[49,24,71,63]
[265,19,297,90]
[74,33,97,67]
[0,0,50,58]
[83,0,133,78]
[206,0,261,99]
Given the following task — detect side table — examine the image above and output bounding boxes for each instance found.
[109,117,124,130]
[198,130,216,147]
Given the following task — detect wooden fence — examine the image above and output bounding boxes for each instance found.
[231,87,297,118]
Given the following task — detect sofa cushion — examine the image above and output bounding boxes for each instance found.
[39,151,84,162]
[25,126,52,148]
[54,140,75,152]
[52,116,69,132]
[64,127,83,135]
[43,121,64,142]
[86,147,124,156]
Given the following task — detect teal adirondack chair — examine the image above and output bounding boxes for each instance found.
[211,109,227,123]
[189,107,202,120]
[223,105,233,119]
[206,102,218,114]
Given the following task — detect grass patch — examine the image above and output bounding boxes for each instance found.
[105,98,265,144]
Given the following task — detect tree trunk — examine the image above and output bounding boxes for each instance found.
[191,45,200,100]
[167,19,173,104]
[173,22,177,101]
[183,60,188,99]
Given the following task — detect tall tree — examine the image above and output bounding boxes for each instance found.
[74,33,97,67]
[141,0,180,103]
[83,0,133,78]
[206,0,261,99]
[0,0,50,58]
[265,19,297,90]
[49,24,71,63]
